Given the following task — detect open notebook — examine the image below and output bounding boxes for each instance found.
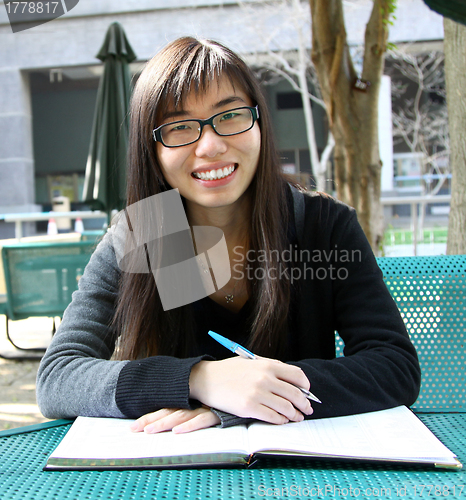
[44,406,461,470]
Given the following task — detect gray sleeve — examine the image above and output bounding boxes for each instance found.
[36,228,128,419]
[211,408,257,428]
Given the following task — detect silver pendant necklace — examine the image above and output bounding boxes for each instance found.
[225,278,240,304]
[197,256,242,304]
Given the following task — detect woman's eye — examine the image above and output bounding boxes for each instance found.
[171,124,191,131]
[219,112,239,121]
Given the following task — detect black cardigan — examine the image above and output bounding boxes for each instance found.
[115,190,421,422]
[37,189,421,423]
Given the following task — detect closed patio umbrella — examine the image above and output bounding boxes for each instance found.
[423,0,466,25]
[82,22,137,217]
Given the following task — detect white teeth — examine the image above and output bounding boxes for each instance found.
[193,165,236,180]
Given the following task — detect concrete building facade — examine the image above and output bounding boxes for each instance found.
[0,0,444,237]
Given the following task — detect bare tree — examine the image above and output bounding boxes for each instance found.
[309,0,396,252]
[388,48,449,234]
[444,18,466,254]
[237,0,333,191]
[390,49,449,194]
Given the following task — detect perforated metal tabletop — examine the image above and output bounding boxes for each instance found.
[0,413,464,500]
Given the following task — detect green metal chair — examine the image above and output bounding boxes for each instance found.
[0,294,8,317]
[79,230,106,243]
[336,255,466,412]
[1,240,96,358]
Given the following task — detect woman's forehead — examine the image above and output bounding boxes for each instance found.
[160,75,251,118]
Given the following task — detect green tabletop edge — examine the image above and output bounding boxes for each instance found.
[0,419,73,438]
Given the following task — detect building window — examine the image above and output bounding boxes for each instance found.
[280,149,314,189]
[276,92,303,110]
[280,150,297,174]
[393,152,423,192]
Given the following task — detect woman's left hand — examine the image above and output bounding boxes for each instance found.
[129,406,220,434]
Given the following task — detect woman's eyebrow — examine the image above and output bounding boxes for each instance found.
[214,96,246,109]
[161,109,188,121]
[161,96,246,122]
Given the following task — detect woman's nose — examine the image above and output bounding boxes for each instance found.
[194,126,228,158]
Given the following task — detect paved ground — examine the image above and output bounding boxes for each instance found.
[0,317,54,431]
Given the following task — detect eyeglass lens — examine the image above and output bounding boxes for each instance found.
[160,108,254,147]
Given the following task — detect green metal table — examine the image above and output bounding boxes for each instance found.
[0,413,464,499]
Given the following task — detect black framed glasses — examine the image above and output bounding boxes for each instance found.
[152,105,259,148]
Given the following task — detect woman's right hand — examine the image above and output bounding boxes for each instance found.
[189,357,313,424]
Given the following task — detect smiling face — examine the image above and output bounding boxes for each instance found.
[155,76,261,215]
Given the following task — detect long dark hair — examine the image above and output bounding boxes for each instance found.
[113,37,291,360]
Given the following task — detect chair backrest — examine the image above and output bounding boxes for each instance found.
[80,230,106,243]
[337,255,466,412]
[2,240,96,321]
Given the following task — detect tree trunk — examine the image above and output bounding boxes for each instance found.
[444,18,466,254]
[309,0,392,252]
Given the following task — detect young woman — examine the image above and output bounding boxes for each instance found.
[37,37,421,434]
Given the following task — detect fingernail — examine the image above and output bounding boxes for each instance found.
[129,422,139,432]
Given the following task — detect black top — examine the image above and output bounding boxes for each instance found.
[114,190,420,422]
[191,297,252,359]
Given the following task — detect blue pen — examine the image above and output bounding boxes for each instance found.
[208,330,322,404]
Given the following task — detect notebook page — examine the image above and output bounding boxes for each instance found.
[50,417,249,460]
[247,406,456,461]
